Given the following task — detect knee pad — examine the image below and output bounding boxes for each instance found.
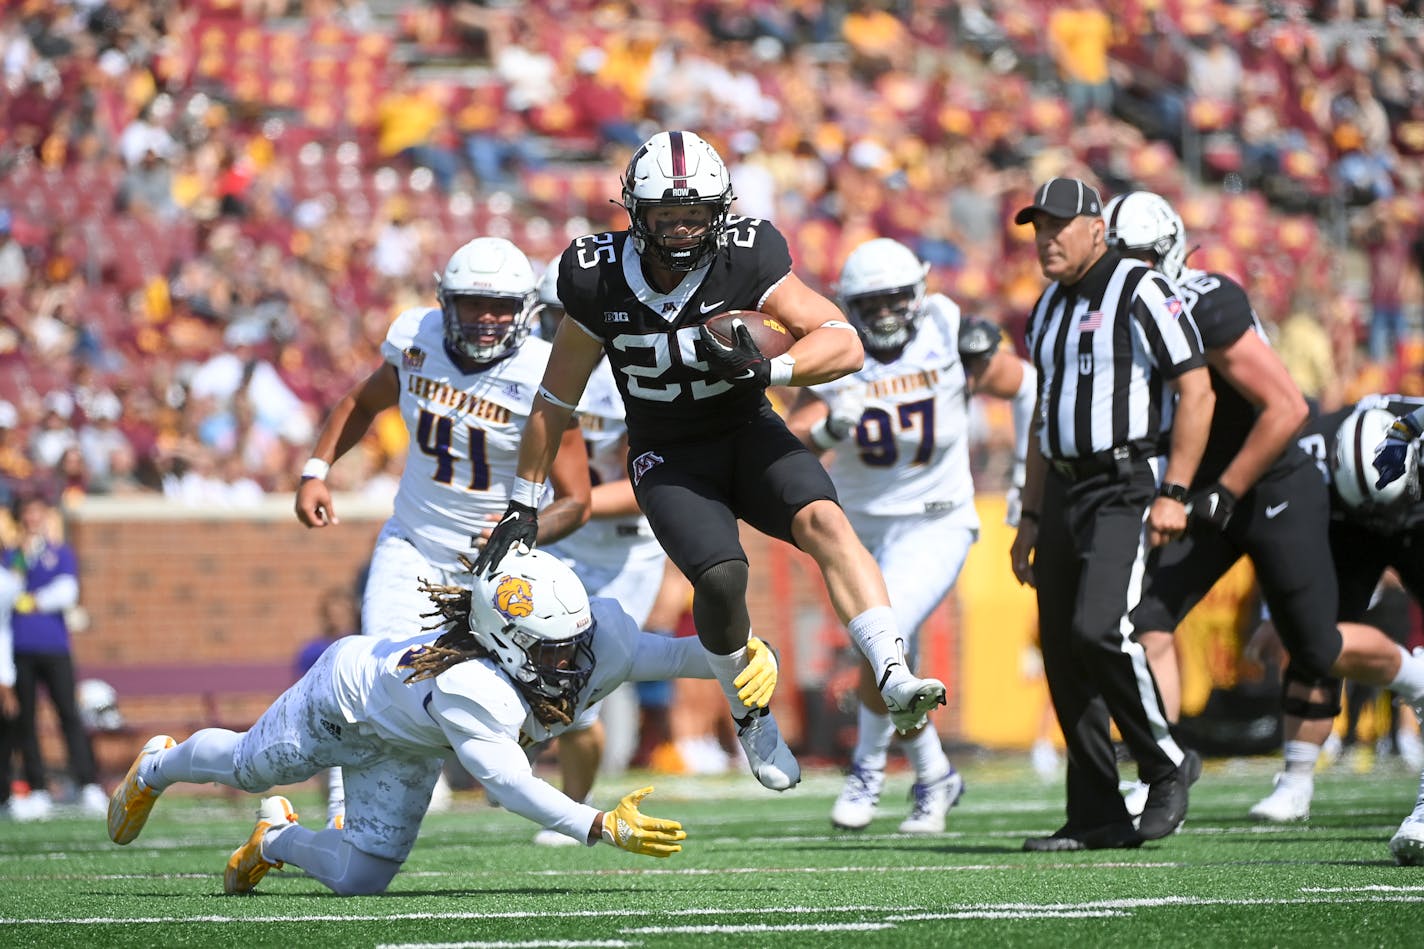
[691,559,750,654]
[1281,668,1343,721]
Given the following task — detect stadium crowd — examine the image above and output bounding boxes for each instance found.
[0,0,1420,511]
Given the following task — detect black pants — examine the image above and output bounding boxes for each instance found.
[1132,459,1343,680]
[14,651,97,791]
[1036,461,1181,829]
[1332,519,1424,623]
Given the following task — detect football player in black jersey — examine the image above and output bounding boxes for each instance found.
[1280,397,1424,855]
[1110,192,1424,824]
[473,130,948,792]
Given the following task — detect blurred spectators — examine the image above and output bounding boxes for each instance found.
[1048,0,1114,121]
[0,0,1417,508]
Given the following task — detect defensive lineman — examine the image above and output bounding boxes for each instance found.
[108,550,780,894]
[293,237,592,821]
[787,237,1035,833]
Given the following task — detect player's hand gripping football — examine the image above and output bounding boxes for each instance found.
[735,636,778,709]
[474,500,538,577]
[1374,413,1422,490]
[600,786,686,857]
[699,320,771,387]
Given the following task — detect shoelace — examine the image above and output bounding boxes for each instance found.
[844,767,880,803]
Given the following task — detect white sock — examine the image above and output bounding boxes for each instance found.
[851,706,895,772]
[1389,645,1424,705]
[147,728,243,791]
[326,767,345,819]
[1282,740,1320,778]
[847,607,908,685]
[704,645,751,715]
[903,726,952,782]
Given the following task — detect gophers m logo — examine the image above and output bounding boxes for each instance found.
[494,575,534,619]
[631,450,664,486]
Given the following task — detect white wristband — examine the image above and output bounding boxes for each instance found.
[512,476,545,508]
[769,354,796,387]
[301,458,331,481]
[809,417,843,451]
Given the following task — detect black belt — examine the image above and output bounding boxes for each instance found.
[1049,441,1160,482]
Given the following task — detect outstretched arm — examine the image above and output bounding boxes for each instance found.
[295,365,399,527]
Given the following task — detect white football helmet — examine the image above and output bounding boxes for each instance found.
[836,238,930,356]
[467,548,596,703]
[436,237,538,363]
[77,678,125,732]
[1333,407,1420,512]
[1104,191,1188,282]
[621,130,734,272]
[535,260,564,341]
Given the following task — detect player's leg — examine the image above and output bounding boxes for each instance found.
[253,754,441,895]
[1245,474,1352,820]
[351,522,455,820]
[842,512,973,832]
[733,414,945,732]
[631,439,798,790]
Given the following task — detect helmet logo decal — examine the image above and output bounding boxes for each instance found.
[494,575,534,619]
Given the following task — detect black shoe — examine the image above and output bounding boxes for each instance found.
[1023,821,1144,852]
[1137,748,1202,841]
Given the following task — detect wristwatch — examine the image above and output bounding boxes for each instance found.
[1157,482,1189,504]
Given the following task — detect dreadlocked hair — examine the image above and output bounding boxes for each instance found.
[404,564,577,729]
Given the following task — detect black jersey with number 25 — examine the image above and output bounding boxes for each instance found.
[556,217,792,444]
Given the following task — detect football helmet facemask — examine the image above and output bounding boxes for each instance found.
[837,238,930,356]
[467,548,597,704]
[1333,406,1420,514]
[535,260,565,342]
[1104,191,1188,283]
[436,237,538,363]
[621,130,734,272]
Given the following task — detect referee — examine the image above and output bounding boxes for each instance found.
[1009,178,1215,852]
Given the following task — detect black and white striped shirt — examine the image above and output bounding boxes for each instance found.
[1025,250,1206,460]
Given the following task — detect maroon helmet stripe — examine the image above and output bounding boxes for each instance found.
[669,130,688,188]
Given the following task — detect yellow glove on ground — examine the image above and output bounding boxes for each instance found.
[734,636,777,709]
[600,786,685,857]
[13,592,35,614]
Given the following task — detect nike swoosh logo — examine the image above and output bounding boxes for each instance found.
[700,300,727,314]
[1264,502,1288,519]
[734,369,756,380]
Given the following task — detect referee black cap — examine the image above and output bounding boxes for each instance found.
[1014,177,1103,225]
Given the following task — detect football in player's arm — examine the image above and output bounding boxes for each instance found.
[475,131,951,798]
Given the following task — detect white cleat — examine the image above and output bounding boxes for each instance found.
[108,735,176,844]
[1249,773,1312,822]
[898,768,965,834]
[882,673,947,733]
[1391,815,1424,866]
[734,708,800,791]
[224,796,299,895]
[830,764,884,830]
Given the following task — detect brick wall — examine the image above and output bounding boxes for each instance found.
[37,495,964,787]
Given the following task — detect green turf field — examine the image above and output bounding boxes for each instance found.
[2,755,1422,947]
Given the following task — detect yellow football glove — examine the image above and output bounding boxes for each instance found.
[600,786,685,858]
[13,592,35,614]
[734,636,778,709]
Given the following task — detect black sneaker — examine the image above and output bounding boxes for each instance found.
[1024,821,1144,852]
[1137,748,1202,840]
